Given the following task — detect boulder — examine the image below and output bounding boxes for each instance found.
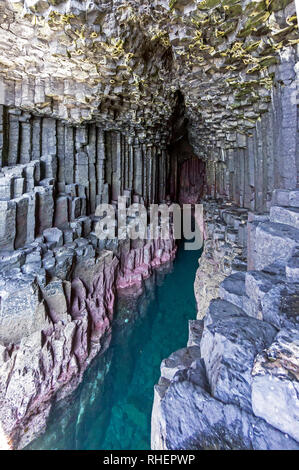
[201,299,277,412]
[254,222,299,271]
[43,227,63,248]
[187,319,204,347]
[219,271,246,309]
[261,283,299,329]
[252,328,299,442]
[270,205,299,230]
[160,346,201,382]
[151,364,299,450]
[0,276,50,344]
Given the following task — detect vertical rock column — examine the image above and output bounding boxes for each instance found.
[57,121,66,193]
[0,106,4,167]
[272,50,298,190]
[87,124,97,214]
[122,134,130,194]
[42,118,56,156]
[0,200,16,250]
[111,131,122,202]
[128,135,135,193]
[159,147,167,202]
[244,138,255,211]
[151,145,157,204]
[142,142,148,205]
[19,113,32,164]
[74,127,88,215]
[96,127,107,204]
[147,144,153,205]
[32,117,42,161]
[133,138,143,197]
[64,125,75,185]
[7,109,20,166]
[206,160,216,198]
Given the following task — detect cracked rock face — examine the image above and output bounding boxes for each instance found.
[151,346,299,450]
[0,249,119,449]
[252,328,299,442]
[201,298,277,413]
[0,232,177,449]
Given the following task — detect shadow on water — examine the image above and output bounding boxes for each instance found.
[28,240,202,450]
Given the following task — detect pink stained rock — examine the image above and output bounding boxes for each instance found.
[0,231,178,449]
[179,157,205,205]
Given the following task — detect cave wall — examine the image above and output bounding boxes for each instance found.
[0,101,177,449]
[0,105,172,252]
[200,64,299,212]
[179,157,205,204]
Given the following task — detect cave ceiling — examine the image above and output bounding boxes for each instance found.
[0,0,297,155]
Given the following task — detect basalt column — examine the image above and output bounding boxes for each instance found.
[0,102,178,449]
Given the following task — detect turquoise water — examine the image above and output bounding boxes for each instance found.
[28,242,201,450]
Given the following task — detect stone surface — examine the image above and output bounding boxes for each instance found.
[252,328,299,442]
[270,205,299,230]
[195,199,248,319]
[201,299,277,412]
[0,207,177,448]
[187,319,204,347]
[154,193,299,450]
[273,190,299,208]
[151,351,299,450]
[286,247,299,282]
[254,222,299,271]
[160,346,202,382]
[219,271,246,309]
[0,1,297,210]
